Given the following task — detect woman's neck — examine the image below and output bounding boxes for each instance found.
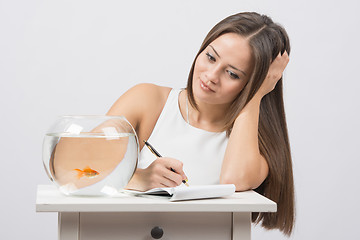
[181,90,229,132]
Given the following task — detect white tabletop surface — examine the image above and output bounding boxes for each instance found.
[36,185,276,213]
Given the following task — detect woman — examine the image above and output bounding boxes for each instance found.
[107,12,294,235]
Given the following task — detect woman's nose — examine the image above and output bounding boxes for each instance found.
[205,66,221,84]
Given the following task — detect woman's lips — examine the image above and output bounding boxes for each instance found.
[200,80,215,92]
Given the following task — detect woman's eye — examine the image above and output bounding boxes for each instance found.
[206,52,216,62]
[227,70,240,79]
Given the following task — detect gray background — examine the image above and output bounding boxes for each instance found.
[1,0,359,239]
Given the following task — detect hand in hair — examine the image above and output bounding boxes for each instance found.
[258,51,289,97]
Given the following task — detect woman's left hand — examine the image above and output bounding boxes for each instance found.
[257,51,289,98]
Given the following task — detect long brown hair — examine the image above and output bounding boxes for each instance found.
[186,12,295,235]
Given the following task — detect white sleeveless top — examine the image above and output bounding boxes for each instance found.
[138,89,228,185]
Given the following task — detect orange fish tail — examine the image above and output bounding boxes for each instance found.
[74,169,83,179]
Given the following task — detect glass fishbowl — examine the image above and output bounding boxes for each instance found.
[42,115,139,196]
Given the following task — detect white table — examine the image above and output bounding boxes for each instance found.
[36,185,276,240]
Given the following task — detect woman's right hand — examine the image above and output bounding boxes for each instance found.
[126,157,187,191]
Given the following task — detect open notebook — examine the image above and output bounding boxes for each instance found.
[124,184,235,201]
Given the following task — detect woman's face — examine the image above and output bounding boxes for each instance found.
[192,33,254,105]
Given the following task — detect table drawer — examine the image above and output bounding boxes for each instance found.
[80,212,232,240]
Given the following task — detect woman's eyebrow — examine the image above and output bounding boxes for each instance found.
[209,45,221,58]
[229,64,247,76]
[209,45,247,76]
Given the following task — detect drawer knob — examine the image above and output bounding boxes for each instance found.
[151,226,164,239]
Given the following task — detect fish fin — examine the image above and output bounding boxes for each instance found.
[74,169,83,179]
[84,166,92,171]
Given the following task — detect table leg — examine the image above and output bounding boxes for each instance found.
[58,212,79,240]
[232,212,251,240]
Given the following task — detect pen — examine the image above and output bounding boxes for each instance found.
[143,140,189,186]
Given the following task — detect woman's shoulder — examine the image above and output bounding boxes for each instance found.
[130,83,172,122]
[129,83,172,102]
[107,83,172,137]
[108,83,171,113]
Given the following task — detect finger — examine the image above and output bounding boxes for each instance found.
[159,183,169,188]
[164,169,184,186]
[276,51,289,63]
[282,51,289,64]
[151,159,184,186]
[160,173,180,187]
[275,52,289,71]
[271,52,282,65]
[166,159,188,181]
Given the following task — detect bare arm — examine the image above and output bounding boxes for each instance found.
[107,84,187,191]
[220,52,289,191]
[106,83,153,138]
[107,83,172,147]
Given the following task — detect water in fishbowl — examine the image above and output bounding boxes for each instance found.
[43,131,138,196]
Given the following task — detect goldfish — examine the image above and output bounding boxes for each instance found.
[74,167,99,179]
